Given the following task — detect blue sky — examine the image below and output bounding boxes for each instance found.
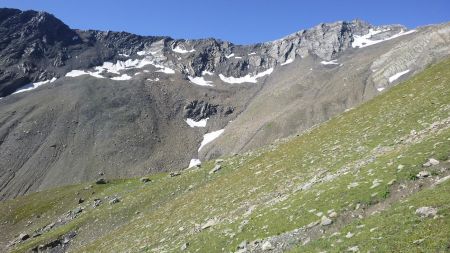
[2,0,449,44]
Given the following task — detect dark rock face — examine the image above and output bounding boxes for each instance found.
[184,101,219,121]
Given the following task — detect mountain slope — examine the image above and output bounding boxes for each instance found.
[1,57,449,252]
[1,8,449,201]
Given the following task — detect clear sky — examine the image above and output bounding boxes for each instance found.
[1,0,449,44]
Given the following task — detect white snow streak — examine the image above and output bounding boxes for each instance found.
[172,46,195,54]
[111,74,132,81]
[188,76,213,86]
[198,129,224,151]
[388,69,410,83]
[202,70,214,76]
[219,68,274,84]
[377,87,385,92]
[352,29,416,48]
[13,77,57,94]
[320,60,339,65]
[225,53,235,59]
[281,58,294,66]
[185,118,208,128]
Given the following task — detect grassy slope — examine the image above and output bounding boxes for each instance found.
[1,58,449,253]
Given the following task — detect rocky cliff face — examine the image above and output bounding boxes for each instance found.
[0,8,449,200]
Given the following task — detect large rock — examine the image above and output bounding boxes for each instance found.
[415,206,437,218]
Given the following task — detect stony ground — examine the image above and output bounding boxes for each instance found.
[1,58,449,252]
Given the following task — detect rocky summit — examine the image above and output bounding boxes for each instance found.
[0,7,450,253]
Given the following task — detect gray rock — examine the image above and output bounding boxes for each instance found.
[320,216,333,226]
[416,171,430,178]
[415,206,437,218]
[261,241,274,251]
[19,233,29,241]
[140,177,151,183]
[180,242,189,251]
[93,198,102,208]
[109,197,120,205]
[95,178,108,184]
[423,158,440,167]
[170,172,181,177]
[209,164,222,174]
[237,240,248,250]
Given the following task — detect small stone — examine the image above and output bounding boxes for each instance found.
[329,211,337,218]
[237,240,248,250]
[170,172,181,177]
[72,207,82,214]
[416,171,430,178]
[320,216,333,226]
[93,198,102,208]
[77,198,84,204]
[345,232,354,238]
[415,206,437,218]
[215,159,224,164]
[19,233,30,241]
[140,177,151,183]
[261,241,274,251]
[347,246,359,252]
[413,238,424,245]
[423,158,440,167]
[109,197,120,205]
[209,164,222,174]
[95,178,107,184]
[180,242,189,251]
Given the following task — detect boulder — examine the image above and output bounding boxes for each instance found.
[95,178,108,184]
[320,216,333,226]
[261,241,274,251]
[209,164,222,174]
[415,206,437,218]
[109,197,120,205]
[180,242,189,251]
[140,177,151,183]
[19,233,30,241]
[416,171,430,178]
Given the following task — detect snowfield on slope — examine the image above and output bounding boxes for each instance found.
[352,29,416,48]
[198,129,225,151]
[219,68,273,84]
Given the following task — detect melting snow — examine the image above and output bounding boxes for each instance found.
[389,69,410,83]
[377,87,385,92]
[281,58,294,66]
[225,53,235,59]
[13,77,57,94]
[198,129,224,151]
[248,52,257,56]
[186,118,208,128]
[172,46,195,54]
[202,70,214,76]
[188,76,213,86]
[219,68,273,84]
[189,159,201,168]
[320,60,339,65]
[156,66,175,74]
[111,74,132,81]
[235,56,242,59]
[352,29,416,48]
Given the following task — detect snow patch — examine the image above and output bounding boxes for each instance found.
[119,53,129,57]
[320,60,339,65]
[225,53,235,59]
[281,58,294,66]
[202,70,214,76]
[235,56,242,59]
[13,77,57,94]
[198,129,224,151]
[389,69,410,83]
[186,118,208,128]
[189,159,201,168]
[147,78,160,82]
[219,68,273,84]
[248,52,257,56]
[377,87,385,92]
[172,46,195,54]
[352,29,416,48]
[111,74,132,81]
[188,76,213,87]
